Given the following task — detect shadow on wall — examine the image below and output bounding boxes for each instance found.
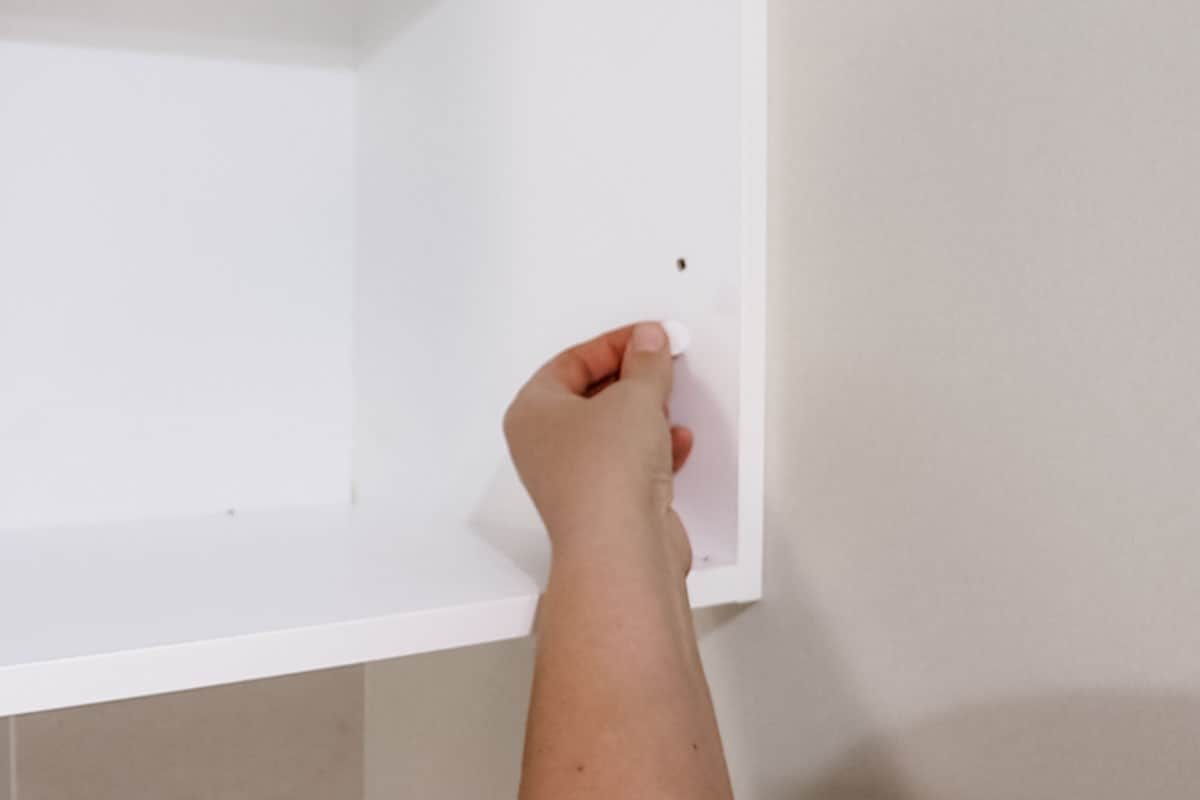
[0,0,442,67]
[693,531,896,799]
[791,690,1200,800]
[701,574,1200,800]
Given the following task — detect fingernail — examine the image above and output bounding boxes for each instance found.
[631,323,667,353]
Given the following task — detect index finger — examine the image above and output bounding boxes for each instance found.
[531,325,638,396]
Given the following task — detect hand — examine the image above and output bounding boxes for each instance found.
[504,323,695,575]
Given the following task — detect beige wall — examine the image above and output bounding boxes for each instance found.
[368,1,1200,797]
[3,669,362,800]
[697,2,1200,796]
[1,719,10,800]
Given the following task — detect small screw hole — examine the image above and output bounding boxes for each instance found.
[676,258,688,272]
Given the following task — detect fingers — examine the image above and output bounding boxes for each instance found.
[530,322,676,403]
[533,325,637,396]
[618,322,674,404]
[671,426,694,472]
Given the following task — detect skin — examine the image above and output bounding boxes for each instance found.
[505,322,734,800]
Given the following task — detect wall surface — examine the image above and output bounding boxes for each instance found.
[367,1,1200,797]
[0,720,9,800]
[2,668,363,800]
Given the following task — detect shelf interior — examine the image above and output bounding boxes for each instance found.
[0,0,759,715]
[0,507,531,671]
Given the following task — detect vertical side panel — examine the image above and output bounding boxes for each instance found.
[354,0,744,566]
[737,0,768,599]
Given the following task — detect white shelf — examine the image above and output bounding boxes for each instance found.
[0,506,752,717]
[0,507,535,716]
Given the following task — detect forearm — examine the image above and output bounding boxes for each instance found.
[508,322,731,798]
[519,523,732,799]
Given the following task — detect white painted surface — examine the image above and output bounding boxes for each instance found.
[0,506,538,717]
[0,503,747,717]
[736,0,768,603]
[0,41,355,529]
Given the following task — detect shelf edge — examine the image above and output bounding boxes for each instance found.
[0,592,539,718]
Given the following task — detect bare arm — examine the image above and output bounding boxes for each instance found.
[505,323,733,799]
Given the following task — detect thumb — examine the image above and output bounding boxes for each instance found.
[620,322,674,403]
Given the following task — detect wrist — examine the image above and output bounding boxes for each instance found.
[547,513,689,585]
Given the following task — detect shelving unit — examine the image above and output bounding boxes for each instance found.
[0,0,765,716]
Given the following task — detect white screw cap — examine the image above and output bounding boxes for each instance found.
[662,320,691,358]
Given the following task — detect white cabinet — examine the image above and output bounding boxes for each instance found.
[0,0,765,716]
